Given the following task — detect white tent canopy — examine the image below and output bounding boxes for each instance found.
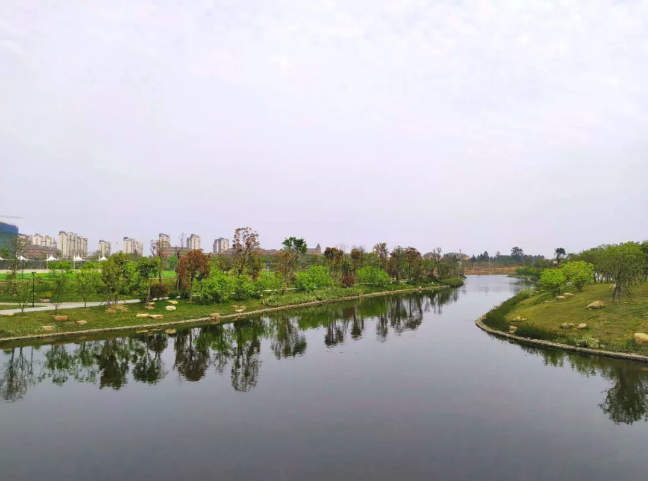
[17,255,27,261]
[0,256,4,261]
[46,255,58,262]
[73,255,84,262]
[99,256,107,261]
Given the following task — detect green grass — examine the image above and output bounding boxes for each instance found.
[491,282,648,355]
[0,282,448,340]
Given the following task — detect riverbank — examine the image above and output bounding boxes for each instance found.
[476,282,648,360]
[0,283,454,343]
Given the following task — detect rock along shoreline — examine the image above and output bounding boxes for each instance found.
[475,306,648,364]
[0,285,450,344]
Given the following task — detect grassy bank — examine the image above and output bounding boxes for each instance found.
[0,282,453,341]
[482,282,648,355]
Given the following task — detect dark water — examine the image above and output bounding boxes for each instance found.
[1,276,647,481]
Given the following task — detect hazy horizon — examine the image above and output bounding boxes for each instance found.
[2,0,647,258]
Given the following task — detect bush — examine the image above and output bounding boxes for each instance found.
[233,277,255,300]
[515,266,543,277]
[195,272,235,303]
[538,269,566,296]
[356,266,390,286]
[341,275,355,288]
[573,337,601,349]
[168,291,179,299]
[439,277,464,288]
[295,266,334,292]
[560,261,594,292]
[253,271,283,296]
[150,283,169,300]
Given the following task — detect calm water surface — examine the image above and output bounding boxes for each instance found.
[1,276,647,480]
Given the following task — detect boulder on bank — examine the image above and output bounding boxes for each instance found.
[1,313,14,317]
[588,300,605,310]
[564,293,575,298]
[634,333,648,345]
[136,313,150,318]
[210,313,220,320]
[150,314,164,320]
[511,316,526,322]
[556,296,566,300]
[75,320,88,326]
[577,323,588,330]
[561,323,575,329]
[509,326,518,334]
[54,315,68,322]
[42,325,54,331]
[168,300,178,305]
[166,306,176,312]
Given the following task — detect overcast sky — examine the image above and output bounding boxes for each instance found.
[1,0,647,257]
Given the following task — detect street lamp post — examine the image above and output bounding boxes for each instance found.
[31,272,36,307]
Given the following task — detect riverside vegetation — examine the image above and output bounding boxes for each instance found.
[0,230,464,339]
[482,241,648,356]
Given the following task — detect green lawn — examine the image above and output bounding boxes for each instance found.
[0,282,450,340]
[503,282,648,354]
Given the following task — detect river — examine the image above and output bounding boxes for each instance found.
[1,276,647,480]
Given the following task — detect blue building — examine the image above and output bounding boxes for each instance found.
[0,222,19,253]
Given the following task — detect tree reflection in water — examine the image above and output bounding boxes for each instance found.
[518,344,648,425]
[3,291,648,425]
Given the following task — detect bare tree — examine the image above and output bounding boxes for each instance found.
[173,232,186,291]
[233,227,260,276]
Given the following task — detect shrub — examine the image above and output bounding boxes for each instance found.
[574,337,601,349]
[356,266,390,286]
[233,277,255,300]
[440,277,464,288]
[195,272,235,303]
[168,291,179,299]
[150,283,169,300]
[538,269,566,296]
[295,266,334,292]
[43,291,53,299]
[253,271,283,296]
[341,275,355,288]
[560,261,594,292]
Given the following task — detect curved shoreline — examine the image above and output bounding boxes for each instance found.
[475,310,648,364]
[0,285,448,344]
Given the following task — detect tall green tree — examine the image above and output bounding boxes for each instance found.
[101,253,130,307]
[135,257,160,304]
[49,261,74,314]
[75,262,101,307]
[275,237,308,293]
[598,242,647,302]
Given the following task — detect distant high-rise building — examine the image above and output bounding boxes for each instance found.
[213,237,229,253]
[159,233,171,248]
[186,234,201,251]
[123,237,144,256]
[58,231,88,258]
[31,233,56,248]
[98,240,111,257]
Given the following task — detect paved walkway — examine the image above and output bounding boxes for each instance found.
[0,299,141,314]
